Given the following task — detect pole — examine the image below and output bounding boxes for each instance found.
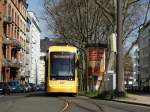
[116,0,125,96]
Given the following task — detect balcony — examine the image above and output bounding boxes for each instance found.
[26,45,30,54]
[3,36,22,49]
[3,15,12,24]
[11,59,23,68]
[25,67,30,77]
[2,58,22,68]
[26,61,29,65]
[2,58,11,66]
[25,72,30,77]
[10,38,22,48]
[2,36,12,45]
[26,23,30,32]
[26,34,30,43]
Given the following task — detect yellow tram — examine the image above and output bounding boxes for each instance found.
[45,45,79,94]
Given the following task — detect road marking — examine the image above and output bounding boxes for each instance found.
[60,101,69,112]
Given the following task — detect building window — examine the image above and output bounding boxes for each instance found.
[17,15,19,26]
[15,12,16,24]
[8,4,11,15]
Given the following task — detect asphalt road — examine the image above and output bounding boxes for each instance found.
[0,93,150,112]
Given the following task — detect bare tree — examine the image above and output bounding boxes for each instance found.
[124,0,150,56]
[44,0,114,91]
[44,0,114,45]
[43,0,149,92]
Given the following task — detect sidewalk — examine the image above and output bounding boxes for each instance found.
[113,93,150,106]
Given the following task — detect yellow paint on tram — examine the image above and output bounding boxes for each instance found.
[45,45,78,94]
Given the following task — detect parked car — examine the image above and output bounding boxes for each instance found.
[24,84,32,92]
[29,83,36,92]
[0,82,4,94]
[36,85,40,91]
[39,84,45,91]
[35,84,45,91]
[15,84,26,93]
[8,80,20,93]
[0,82,11,95]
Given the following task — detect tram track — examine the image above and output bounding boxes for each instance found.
[59,100,70,112]
[76,97,104,112]
[58,96,104,112]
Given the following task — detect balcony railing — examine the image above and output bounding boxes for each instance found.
[2,36,12,45]
[25,69,30,77]
[26,45,30,54]
[26,23,30,32]
[2,58,11,66]
[2,58,22,68]
[11,59,23,68]
[3,36,22,49]
[3,15,13,24]
[26,34,30,43]
[26,58,30,65]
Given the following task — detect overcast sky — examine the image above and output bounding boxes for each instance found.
[27,0,54,39]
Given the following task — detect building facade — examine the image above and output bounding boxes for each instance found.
[0,0,28,82]
[0,0,5,81]
[138,20,150,88]
[28,11,41,84]
[40,37,61,84]
[131,44,139,86]
[25,12,31,83]
[124,56,133,86]
[40,37,55,52]
[39,52,46,84]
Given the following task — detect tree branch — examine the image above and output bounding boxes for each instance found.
[123,24,143,42]
[94,0,114,19]
[143,0,150,23]
[128,0,141,6]
[123,0,150,42]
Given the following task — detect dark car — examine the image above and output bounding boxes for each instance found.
[29,83,36,92]
[15,84,26,93]
[0,82,11,95]
[38,84,45,91]
[24,84,32,92]
[36,85,40,91]
[0,82,4,94]
[8,80,20,93]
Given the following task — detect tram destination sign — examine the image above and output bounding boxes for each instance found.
[52,55,74,59]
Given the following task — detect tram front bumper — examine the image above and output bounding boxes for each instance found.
[47,85,78,93]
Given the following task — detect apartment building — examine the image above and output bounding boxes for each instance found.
[39,37,62,84]
[25,12,31,83]
[28,11,41,84]
[0,0,5,81]
[0,0,28,82]
[124,56,133,86]
[131,44,140,86]
[39,52,46,84]
[138,20,150,88]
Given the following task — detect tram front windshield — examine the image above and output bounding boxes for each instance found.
[50,52,75,80]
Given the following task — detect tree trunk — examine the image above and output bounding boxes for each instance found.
[116,0,125,96]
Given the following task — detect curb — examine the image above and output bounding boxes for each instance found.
[112,99,150,107]
[78,95,150,107]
